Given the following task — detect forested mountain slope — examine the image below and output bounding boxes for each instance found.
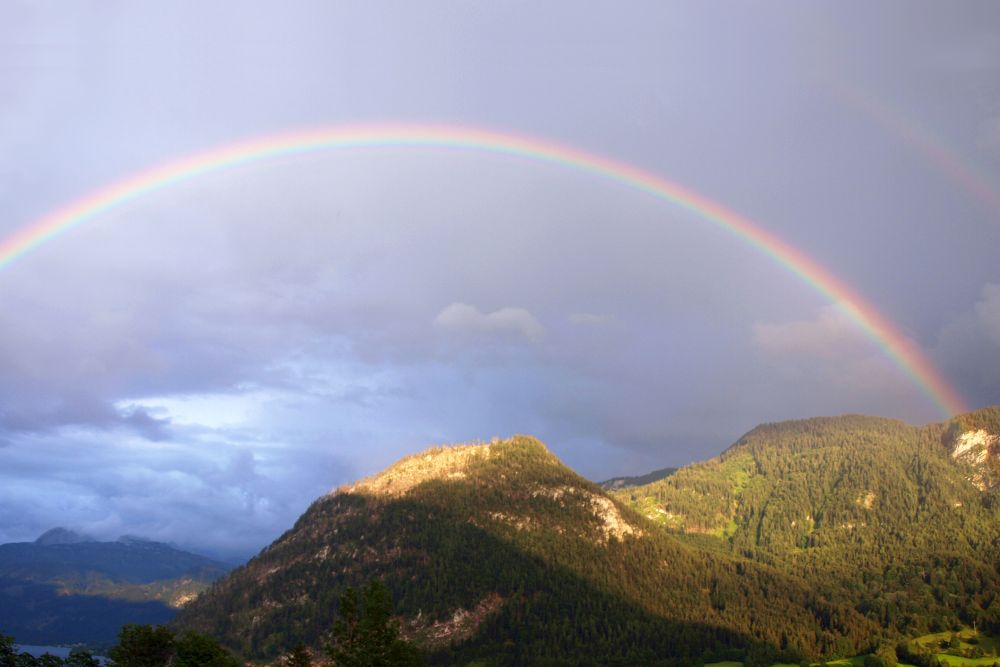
[613,407,1000,636]
[177,436,878,665]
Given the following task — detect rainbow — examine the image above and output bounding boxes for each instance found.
[0,123,968,417]
[834,81,1000,221]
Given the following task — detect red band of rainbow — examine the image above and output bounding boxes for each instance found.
[0,124,967,417]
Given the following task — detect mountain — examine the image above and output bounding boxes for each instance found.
[0,531,232,647]
[598,466,677,491]
[177,436,879,665]
[33,528,96,546]
[611,407,1000,639]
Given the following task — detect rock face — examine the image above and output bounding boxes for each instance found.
[949,428,1000,491]
[176,435,872,664]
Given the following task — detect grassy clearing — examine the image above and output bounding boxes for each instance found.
[703,624,1000,667]
[908,627,1000,666]
[705,659,920,667]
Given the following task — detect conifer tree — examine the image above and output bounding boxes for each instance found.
[325,579,424,667]
[108,624,175,667]
[0,635,15,667]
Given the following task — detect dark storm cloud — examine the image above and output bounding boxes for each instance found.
[0,1,998,555]
[936,284,1000,402]
[0,399,169,440]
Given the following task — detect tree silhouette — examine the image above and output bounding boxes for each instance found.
[325,579,423,667]
[65,649,101,667]
[108,624,175,667]
[1,634,15,667]
[174,631,240,667]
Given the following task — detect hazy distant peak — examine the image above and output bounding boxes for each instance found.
[598,466,678,491]
[34,527,94,545]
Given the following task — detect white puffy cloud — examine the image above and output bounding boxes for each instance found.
[433,303,545,342]
[753,305,868,359]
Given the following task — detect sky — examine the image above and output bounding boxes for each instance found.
[2,1,1000,560]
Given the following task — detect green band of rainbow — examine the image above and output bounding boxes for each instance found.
[0,123,967,417]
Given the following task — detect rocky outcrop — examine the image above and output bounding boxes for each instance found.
[949,428,1000,491]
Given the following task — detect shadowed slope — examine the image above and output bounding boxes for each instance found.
[178,436,877,664]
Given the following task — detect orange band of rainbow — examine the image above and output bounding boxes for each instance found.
[0,124,967,417]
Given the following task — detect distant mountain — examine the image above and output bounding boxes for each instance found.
[598,466,677,491]
[0,531,232,647]
[611,407,1000,641]
[33,528,95,546]
[177,436,877,665]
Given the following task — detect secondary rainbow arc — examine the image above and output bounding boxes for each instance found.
[833,81,1000,221]
[0,123,968,417]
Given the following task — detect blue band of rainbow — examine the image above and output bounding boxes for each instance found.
[0,124,967,417]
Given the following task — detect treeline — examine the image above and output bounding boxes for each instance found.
[1,634,100,667]
[0,626,238,667]
[1,579,422,667]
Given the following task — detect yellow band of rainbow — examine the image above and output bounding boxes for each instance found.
[0,123,967,417]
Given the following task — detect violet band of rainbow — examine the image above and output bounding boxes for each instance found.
[0,123,968,417]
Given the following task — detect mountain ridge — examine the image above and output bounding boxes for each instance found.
[612,407,1000,639]
[177,434,882,664]
[33,527,95,546]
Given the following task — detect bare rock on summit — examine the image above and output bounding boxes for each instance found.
[336,441,499,497]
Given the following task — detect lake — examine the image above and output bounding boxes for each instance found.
[14,645,110,665]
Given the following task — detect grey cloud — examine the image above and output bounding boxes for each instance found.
[978,117,1000,153]
[119,405,172,441]
[974,283,1000,345]
[749,306,939,420]
[0,424,355,559]
[935,284,1000,406]
[568,312,610,326]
